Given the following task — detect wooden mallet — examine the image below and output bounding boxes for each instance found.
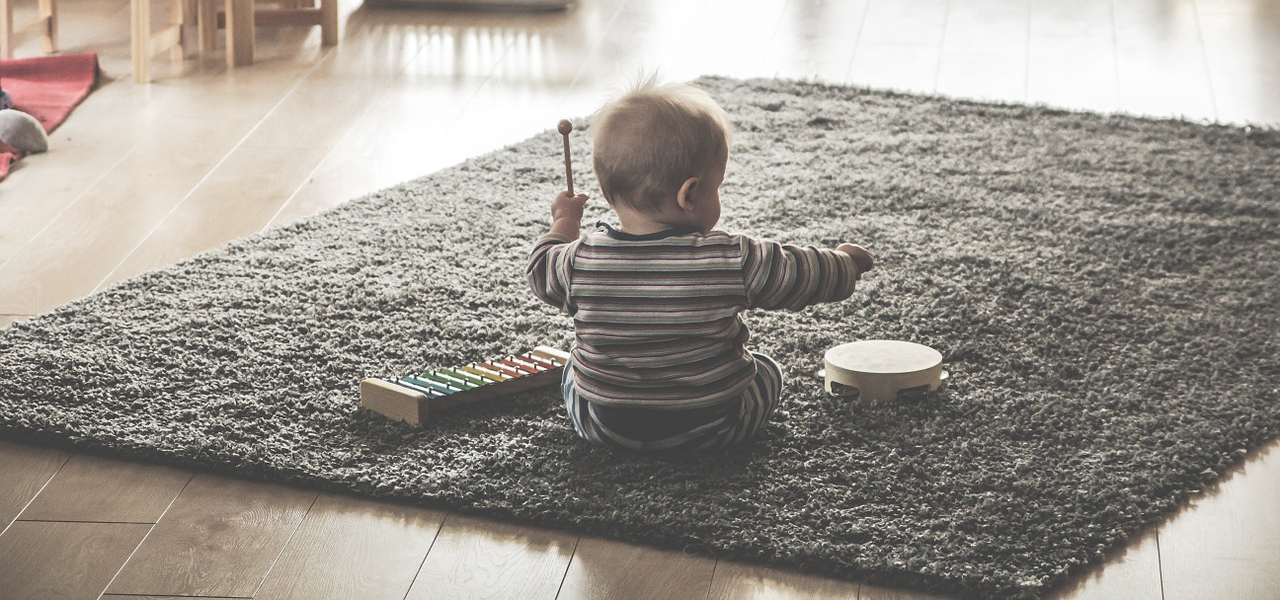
[558,119,575,196]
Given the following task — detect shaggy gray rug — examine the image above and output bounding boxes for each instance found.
[2,77,1278,599]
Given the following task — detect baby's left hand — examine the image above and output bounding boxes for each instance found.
[551,190,589,223]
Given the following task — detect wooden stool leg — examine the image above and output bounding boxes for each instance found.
[224,0,252,67]
[37,0,54,52]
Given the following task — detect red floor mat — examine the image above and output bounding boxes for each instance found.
[1,52,100,181]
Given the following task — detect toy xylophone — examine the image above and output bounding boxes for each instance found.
[361,346,571,425]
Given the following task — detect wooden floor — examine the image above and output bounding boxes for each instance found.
[2,0,1279,598]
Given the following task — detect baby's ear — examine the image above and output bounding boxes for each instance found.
[676,177,700,211]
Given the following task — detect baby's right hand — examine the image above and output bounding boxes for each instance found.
[551,190,589,223]
[836,243,874,277]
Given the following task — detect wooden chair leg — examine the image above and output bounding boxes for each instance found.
[131,0,189,83]
[210,0,337,68]
[37,0,52,52]
[225,0,253,67]
[1,0,14,60]
[319,0,335,46]
[198,0,216,52]
[131,0,150,82]
[169,0,186,60]
[1,0,57,59]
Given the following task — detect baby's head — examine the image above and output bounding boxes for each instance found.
[592,76,732,230]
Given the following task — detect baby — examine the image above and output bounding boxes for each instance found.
[527,77,873,454]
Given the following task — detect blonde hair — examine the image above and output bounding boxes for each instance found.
[591,75,732,212]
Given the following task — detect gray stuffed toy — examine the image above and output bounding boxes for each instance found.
[0,109,49,153]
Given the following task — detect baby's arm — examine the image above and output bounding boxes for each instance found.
[743,238,872,310]
[527,190,590,314]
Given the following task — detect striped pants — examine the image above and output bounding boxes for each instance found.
[561,353,785,455]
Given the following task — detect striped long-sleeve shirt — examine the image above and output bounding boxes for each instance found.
[527,223,859,409]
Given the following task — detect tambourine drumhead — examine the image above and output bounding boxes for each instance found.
[823,340,945,400]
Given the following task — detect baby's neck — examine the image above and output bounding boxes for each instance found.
[613,203,697,235]
[617,221,679,235]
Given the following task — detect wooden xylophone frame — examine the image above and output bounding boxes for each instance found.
[360,346,571,426]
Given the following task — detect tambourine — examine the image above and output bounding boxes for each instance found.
[820,340,948,401]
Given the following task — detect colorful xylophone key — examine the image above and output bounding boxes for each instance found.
[360,346,571,425]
